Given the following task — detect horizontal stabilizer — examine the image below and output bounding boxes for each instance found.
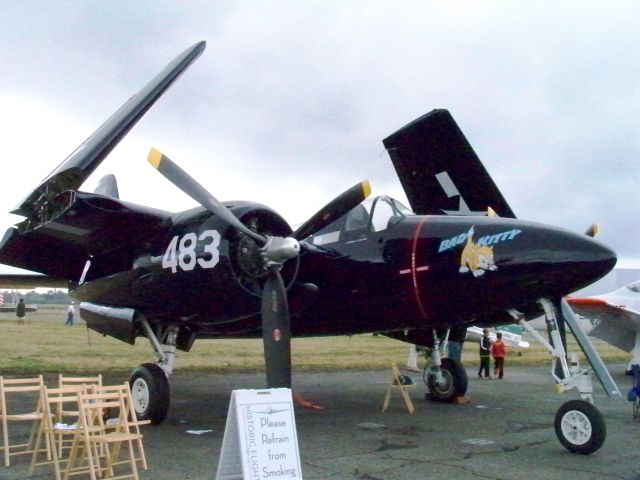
[383,109,515,218]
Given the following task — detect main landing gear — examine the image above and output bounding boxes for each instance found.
[423,330,468,402]
[129,319,177,424]
[513,298,621,455]
[130,363,170,424]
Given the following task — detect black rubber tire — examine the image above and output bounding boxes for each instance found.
[554,400,606,455]
[426,358,468,402]
[129,363,170,425]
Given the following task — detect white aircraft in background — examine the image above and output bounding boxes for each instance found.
[465,325,530,349]
[566,281,640,365]
[408,324,529,371]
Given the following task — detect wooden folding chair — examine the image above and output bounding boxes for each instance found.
[29,385,89,480]
[57,375,103,422]
[0,375,48,466]
[91,383,149,471]
[381,364,416,414]
[56,375,102,456]
[58,374,103,390]
[64,389,142,480]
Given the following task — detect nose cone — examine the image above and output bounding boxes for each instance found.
[548,230,617,293]
[399,215,617,320]
[444,217,618,302]
[505,222,617,296]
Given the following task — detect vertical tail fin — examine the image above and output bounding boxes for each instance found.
[94,174,120,199]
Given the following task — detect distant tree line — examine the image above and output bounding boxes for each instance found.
[1,290,71,304]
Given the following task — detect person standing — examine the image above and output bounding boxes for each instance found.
[406,344,421,372]
[492,332,507,379]
[447,326,467,364]
[478,328,492,379]
[65,303,74,326]
[16,298,26,325]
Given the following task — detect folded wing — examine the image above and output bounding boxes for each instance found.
[383,109,515,218]
[0,42,206,281]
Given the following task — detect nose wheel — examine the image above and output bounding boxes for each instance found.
[554,400,606,455]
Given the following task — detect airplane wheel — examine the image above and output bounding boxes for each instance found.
[554,400,606,455]
[426,358,468,402]
[129,363,170,425]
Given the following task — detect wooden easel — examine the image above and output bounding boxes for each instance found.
[381,364,415,414]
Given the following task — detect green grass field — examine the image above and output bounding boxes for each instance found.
[0,312,630,374]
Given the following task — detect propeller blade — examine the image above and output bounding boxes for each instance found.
[293,180,372,240]
[585,224,600,237]
[261,268,292,388]
[148,148,264,243]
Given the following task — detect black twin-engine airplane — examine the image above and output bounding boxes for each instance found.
[0,41,619,454]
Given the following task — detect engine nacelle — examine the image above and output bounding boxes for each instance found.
[224,202,299,296]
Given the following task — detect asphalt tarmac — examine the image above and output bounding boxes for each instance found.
[3,363,640,480]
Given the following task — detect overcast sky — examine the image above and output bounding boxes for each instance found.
[0,1,638,273]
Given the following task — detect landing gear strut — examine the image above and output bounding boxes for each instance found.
[513,298,620,454]
[424,330,468,402]
[426,358,468,402]
[128,319,178,424]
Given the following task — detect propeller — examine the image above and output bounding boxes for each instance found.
[584,224,600,238]
[148,148,371,388]
[293,180,371,240]
[261,268,291,387]
[148,148,264,244]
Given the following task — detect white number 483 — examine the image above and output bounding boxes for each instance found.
[162,230,220,273]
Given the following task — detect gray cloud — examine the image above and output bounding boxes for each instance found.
[0,0,638,266]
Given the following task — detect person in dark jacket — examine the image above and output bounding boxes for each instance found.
[16,298,26,325]
[478,328,492,379]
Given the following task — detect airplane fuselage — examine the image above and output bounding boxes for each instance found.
[69,200,616,348]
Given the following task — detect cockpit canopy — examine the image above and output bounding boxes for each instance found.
[310,196,414,246]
